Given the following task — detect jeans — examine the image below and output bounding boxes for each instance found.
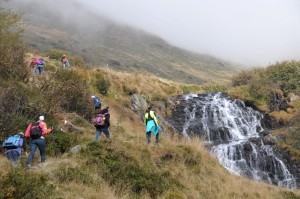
[146,131,159,144]
[95,127,110,141]
[26,138,46,165]
[6,150,20,167]
[38,65,44,75]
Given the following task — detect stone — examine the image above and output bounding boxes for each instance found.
[70,145,81,154]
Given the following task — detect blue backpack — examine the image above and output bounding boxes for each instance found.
[93,97,102,108]
[2,134,22,149]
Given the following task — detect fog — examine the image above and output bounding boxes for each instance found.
[5,0,300,66]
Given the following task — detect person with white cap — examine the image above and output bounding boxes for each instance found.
[25,115,53,169]
[3,131,27,167]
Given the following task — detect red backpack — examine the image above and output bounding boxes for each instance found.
[63,57,67,64]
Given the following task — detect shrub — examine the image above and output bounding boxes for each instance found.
[94,74,111,95]
[46,130,79,157]
[46,69,92,119]
[0,11,29,82]
[0,168,54,199]
[83,142,182,198]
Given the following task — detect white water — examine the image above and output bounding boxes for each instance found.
[181,92,297,189]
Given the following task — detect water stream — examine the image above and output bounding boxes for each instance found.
[171,92,296,189]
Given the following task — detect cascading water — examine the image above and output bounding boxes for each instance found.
[169,92,297,189]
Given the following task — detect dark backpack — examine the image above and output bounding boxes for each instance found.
[2,134,22,149]
[30,122,42,139]
[94,113,107,126]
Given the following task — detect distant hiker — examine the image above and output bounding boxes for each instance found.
[25,115,53,169]
[94,106,111,141]
[144,105,160,144]
[2,132,27,167]
[37,57,45,75]
[30,57,39,75]
[61,55,70,69]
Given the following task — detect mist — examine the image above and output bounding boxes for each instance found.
[5,0,300,66]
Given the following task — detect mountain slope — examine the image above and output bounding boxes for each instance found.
[2,0,241,84]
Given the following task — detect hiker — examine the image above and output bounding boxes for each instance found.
[92,95,102,114]
[144,105,160,144]
[37,57,45,75]
[30,57,39,75]
[94,106,110,141]
[25,115,53,169]
[61,55,70,69]
[3,132,27,167]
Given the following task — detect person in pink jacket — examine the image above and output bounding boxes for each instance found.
[25,115,53,169]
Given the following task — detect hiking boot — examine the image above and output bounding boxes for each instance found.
[26,164,31,170]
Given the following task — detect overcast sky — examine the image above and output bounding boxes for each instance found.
[79,0,300,66]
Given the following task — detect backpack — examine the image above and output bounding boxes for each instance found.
[94,113,107,126]
[38,58,44,65]
[63,57,67,64]
[30,122,42,139]
[93,97,101,108]
[2,134,22,149]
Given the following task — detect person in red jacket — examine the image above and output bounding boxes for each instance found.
[25,115,53,169]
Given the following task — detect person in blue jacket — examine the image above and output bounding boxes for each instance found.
[144,105,160,144]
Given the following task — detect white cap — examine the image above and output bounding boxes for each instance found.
[91,96,95,98]
[39,115,44,121]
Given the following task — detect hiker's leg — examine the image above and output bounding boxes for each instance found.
[37,138,46,163]
[11,151,19,167]
[155,132,159,143]
[102,128,110,139]
[146,131,151,144]
[27,140,38,165]
[5,151,14,162]
[38,66,42,75]
[95,127,102,141]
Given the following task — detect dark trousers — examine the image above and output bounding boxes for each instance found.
[95,127,110,141]
[6,150,20,167]
[146,131,159,144]
[26,138,46,165]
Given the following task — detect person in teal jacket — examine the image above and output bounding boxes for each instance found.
[144,105,160,144]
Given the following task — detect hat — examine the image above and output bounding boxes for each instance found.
[18,132,24,135]
[39,115,45,121]
[91,96,95,98]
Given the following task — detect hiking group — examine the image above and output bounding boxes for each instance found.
[2,96,160,168]
[30,56,45,75]
[2,115,53,169]
[29,55,70,75]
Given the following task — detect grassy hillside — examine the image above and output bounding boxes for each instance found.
[0,55,300,198]
[1,7,300,199]
[1,0,241,84]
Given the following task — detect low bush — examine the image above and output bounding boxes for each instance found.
[0,168,54,199]
[83,142,182,198]
[46,131,79,156]
[94,76,111,95]
[55,167,93,185]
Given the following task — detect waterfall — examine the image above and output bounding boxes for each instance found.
[174,92,297,189]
